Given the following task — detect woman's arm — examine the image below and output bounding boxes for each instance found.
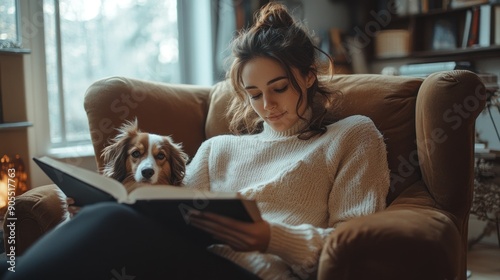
[183,140,212,191]
[326,117,390,227]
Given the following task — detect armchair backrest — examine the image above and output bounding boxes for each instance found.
[203,70,485,210]
[85,77,213,162]
[204,74,425,204]
[84,71,485,217]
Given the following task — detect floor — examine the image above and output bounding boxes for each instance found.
[467,243,500,280]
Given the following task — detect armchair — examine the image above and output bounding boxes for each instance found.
[5,70,485,279]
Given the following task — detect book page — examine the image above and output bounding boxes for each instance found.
[35,156,128,202]
[127,185,241,203]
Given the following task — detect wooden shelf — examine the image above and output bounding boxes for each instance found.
[367,2,500,65]
[394,4,495,20]
[374,45,500,62]
[412,45,500,57]
[0,122,33,130]
[0,48,31,55]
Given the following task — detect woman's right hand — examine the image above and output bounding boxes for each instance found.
[66,197,81,218]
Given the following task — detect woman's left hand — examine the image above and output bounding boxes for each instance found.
[188,210,270,253]
[66,197,80,218]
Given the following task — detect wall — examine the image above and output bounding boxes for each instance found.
[301,0,350,33]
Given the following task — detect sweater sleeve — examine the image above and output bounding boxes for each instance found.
[326,116,390,227]
[266,223,334,279]
[266,116,390,278]
[183,140,212,191]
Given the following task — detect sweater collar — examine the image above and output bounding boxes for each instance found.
[260,108,312,139]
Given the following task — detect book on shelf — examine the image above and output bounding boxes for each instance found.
[468,6,480,47]
[398,61,474,77]
[450,0,488,9]
[478,4,492,47]
[462,8,473,48]
[495,5,500,45]
[33,156,262,225]
[462,4,494,48]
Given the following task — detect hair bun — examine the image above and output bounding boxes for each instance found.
[254,3,294,30]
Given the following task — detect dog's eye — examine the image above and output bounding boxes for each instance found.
[156,153,166,160]
[131,151,141,158]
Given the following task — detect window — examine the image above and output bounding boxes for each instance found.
[43,0,180,149]
[0,0,21,48]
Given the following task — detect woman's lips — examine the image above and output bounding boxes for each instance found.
[266,111,286,122]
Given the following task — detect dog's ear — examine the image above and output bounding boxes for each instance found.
[167,140,189,186]
[118,118,140,135]
[101,138,129,182]
[101,119,140,181]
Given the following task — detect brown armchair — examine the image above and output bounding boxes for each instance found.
[5,70,485,279]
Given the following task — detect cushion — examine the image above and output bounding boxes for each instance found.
[205,80,232,139]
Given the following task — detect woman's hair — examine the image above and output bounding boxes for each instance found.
[226,2,341,139]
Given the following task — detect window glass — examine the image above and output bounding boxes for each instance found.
[0,0,20,48]
[44,0,180,146]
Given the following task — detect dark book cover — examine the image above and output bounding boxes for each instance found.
[468,7,480,46]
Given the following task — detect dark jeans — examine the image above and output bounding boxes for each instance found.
[0,202,260,280]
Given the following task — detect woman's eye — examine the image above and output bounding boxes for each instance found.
[156,153,166,160]
[275,85,288,93]
[250,93,262,100]
[131,151,141,158]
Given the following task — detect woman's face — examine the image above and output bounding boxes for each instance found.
[241,57,315,132]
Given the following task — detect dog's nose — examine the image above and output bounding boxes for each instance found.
[141,168,155,179]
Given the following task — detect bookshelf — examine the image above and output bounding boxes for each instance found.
[366,1,500,70]
[0,50,32,189]
[370,0,500,61]
[345,1,500,154]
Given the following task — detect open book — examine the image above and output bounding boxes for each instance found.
[33,156,262,224]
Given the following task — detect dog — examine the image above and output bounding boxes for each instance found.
[101,118,188,193]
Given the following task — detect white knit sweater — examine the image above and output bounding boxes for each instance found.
[184,114,390,280]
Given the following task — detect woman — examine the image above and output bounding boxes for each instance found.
[2,3,389,280]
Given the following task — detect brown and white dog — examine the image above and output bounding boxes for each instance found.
[101,119,188,193]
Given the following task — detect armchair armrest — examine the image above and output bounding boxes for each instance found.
[415,70,485,222]
[318,181,462,280]
[3,185,69,256]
